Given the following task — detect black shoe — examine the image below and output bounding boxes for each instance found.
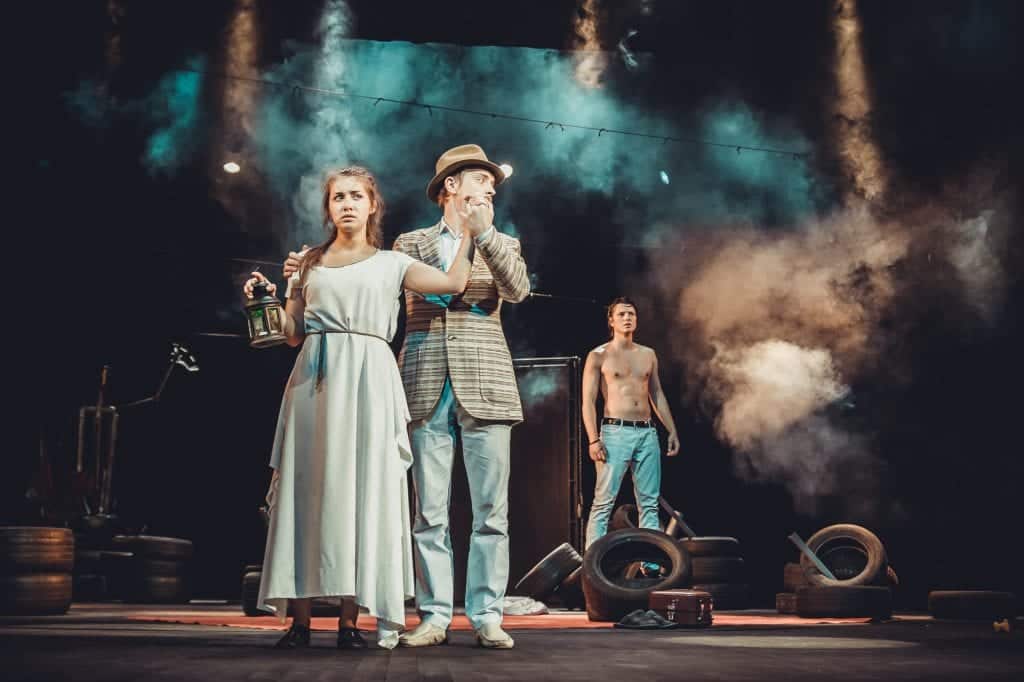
[644,610,681,629]
[275,624,311,649]
[614,609,662,630]
[337,627,368,650]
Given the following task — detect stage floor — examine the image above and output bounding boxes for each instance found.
[2,603,1022,681]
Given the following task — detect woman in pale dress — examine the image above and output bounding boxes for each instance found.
[242,166,476,650]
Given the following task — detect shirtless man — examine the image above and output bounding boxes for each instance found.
[582,297,680,548]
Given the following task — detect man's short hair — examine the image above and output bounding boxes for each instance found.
[606,296,638,319]
[606,297,638,335]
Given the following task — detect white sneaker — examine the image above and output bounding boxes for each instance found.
[398,621,449,647]
[475,622,514,649]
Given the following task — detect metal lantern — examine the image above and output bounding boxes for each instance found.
[245,281,288,348]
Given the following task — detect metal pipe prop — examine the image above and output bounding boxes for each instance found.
[787,532,838,581]
[93,366,109,483]
[658,496,697,538]
[76,408,86,473]
[99,409,119,515]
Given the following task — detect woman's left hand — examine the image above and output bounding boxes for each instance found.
[243,271,277,299]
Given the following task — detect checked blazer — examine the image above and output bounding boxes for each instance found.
[394,220,530,422]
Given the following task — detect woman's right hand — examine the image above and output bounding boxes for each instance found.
[282,245,309,279]
[243,271,277,299]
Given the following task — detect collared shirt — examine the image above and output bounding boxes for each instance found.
[438,219,494,271]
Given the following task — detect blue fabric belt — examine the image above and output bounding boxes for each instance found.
[305,329,389,389]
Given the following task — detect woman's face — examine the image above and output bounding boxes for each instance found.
[328,176,376,235]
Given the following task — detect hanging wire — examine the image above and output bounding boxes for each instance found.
[176,66,810,159]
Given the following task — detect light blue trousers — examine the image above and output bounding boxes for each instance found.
[585,423,662,548]
[409,378,511,629]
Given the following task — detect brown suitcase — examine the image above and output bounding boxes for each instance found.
[649,589,713,627]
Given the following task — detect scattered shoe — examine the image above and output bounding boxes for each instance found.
[398,622,449,647]
[475,622,515,649]
[336,627,368,650]
[644,609,680,629]
[274,623,311,649]
[613,609,677,630]
[503,595,549,616]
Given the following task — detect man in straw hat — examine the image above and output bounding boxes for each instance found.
[282,144,529,648]
[396,144,529,649]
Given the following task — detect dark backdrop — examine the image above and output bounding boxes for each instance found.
[11,0,1024,609]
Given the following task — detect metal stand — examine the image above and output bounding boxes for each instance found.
[74,343,199,529]
[76,405,119,516]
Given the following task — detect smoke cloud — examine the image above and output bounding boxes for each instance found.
[646,189,1012,515]
[517,368,567,409]
[248,39,815,252]
[65,57,207,175]
[59,1,1017,517]
[712,341,849,452]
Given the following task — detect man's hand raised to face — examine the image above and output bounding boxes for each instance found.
[460,198,493,238]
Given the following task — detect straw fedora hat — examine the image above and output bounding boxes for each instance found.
[426,144,505,201]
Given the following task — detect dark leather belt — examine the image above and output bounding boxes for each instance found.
[602,417,653,428]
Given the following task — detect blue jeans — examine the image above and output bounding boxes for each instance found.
[585,423,662,548]
[409,378,512,629]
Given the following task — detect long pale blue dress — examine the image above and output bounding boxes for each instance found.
[257,249,416,648]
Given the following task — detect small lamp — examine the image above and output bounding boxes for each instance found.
[245,281,287,348]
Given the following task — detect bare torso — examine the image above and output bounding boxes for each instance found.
[594,342,655,420]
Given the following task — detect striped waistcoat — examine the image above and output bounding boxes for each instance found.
[394,221,530,422]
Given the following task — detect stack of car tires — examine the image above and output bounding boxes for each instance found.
[611,503,748,610]
[678,535,749,610]
[778,524,894,619]
[0,527,74,615]
[109,535,194,603]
